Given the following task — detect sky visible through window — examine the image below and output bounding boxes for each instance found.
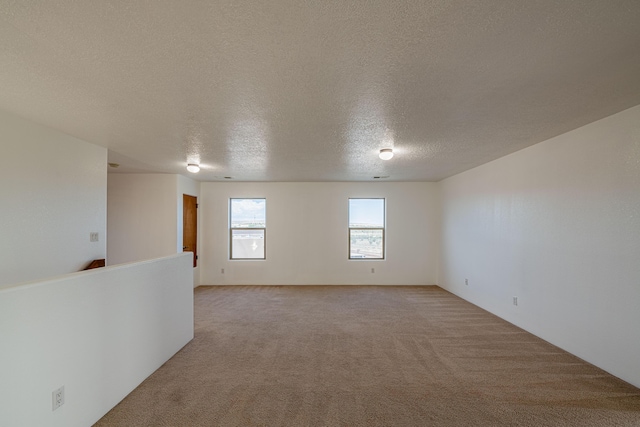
[231,199,266,227]
[349,198,384,227]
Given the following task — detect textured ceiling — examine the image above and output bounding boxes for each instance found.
[1,1,640,181]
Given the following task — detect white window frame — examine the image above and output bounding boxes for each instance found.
[230,198,266,260]
[348,198,385,260]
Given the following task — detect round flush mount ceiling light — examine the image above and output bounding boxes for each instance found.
[186,163,200,173]
[379,148,394,160]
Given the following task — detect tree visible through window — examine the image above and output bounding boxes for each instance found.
[349,198,385,259]
[230,198,266,259]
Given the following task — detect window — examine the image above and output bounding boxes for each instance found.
[349,198,385,259]
[230,198,266,259]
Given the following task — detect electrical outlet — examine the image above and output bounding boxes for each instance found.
[465,278,469,286]
[221,268,225,274]
[52,386,64,411]
[371,268,375,273]
[90,232,99,242]
[513,296,518,306]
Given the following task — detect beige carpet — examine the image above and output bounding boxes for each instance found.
[94,286,640,426]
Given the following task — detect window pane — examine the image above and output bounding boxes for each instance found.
[231,199,266,228]
[349,199,384,227]
[350,229,383,259]
[231,229,265,259]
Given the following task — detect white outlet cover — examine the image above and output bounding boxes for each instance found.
[52,386,64,411]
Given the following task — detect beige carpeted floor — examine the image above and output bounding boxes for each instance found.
[94,286,640,426]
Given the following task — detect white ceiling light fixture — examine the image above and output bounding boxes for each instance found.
[186,163,200,173]
[379,148,394,160]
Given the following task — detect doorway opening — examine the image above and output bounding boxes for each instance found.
[183,194,197,267]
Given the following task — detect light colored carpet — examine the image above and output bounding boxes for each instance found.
[94,286,640,426]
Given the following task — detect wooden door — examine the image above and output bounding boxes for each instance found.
[183,194,198,267]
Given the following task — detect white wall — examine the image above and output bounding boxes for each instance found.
[438,105,640,388]
[0,109,106,289]
[107,174,201,286]
[107,174,178,265]
[177,174,201,287]
[0,253,194,427]
[200,182,439,285]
